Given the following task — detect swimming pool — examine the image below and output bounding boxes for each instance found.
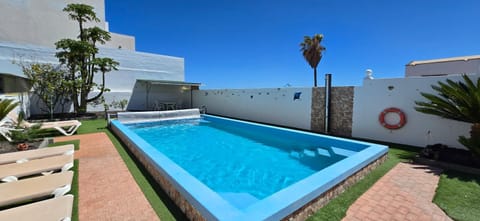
[111,114,388,220]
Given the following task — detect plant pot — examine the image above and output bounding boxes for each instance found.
[16,143,29,151]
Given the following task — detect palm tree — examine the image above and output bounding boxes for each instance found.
[300,34,326,87]
[415,75,480,157]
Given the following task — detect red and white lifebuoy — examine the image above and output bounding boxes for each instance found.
[379,107,407,130]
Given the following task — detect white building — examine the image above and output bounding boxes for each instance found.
[405,55,480,77]
[0,0,134,50]
[0,0,193,116]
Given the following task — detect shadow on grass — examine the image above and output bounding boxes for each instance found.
[394,151,417,161]
[441,169,480,183]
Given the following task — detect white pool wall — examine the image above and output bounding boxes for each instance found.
[192,87,312,130]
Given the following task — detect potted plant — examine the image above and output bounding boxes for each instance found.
[10,124,42,151]
[16,142,29,151]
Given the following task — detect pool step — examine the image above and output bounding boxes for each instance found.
[330,147,356,157]
[219,192,259,209]
[291,147,357,159]
[316,147,357,157]
[303,149,316,157]
[316,148,331,157]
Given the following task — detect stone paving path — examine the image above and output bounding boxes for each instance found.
[55,132,159,221]
[343,162,452,221]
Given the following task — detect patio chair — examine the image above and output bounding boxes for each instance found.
[0,171,73,207]
[0,194,73,221]
[6,111,82,136]
[0,144,74,165]
[0,155,73,182]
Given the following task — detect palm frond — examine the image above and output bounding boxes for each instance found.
[415,75,480,124]
[0,99,19,121]
[300,34,325,69]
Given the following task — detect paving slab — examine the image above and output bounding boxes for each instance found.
[56,132,159,221]
[343,162,451,221]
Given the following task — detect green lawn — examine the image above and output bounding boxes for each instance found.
[433,170,480,221]
[65,118,478,221]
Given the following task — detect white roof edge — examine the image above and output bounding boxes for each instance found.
[407,55,480,66]
[137,79,201,86]
[0,41,184,61]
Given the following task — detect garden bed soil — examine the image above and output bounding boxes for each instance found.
[0,139,49,154]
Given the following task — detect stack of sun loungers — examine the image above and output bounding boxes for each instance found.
[0,144,75,221]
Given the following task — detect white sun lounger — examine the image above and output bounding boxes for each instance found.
[23,120,82,136]
[0,171,73,207]
[0,144,74,165]
[0,155,74,182]
[6,111,82,136]
[0,194,73,221]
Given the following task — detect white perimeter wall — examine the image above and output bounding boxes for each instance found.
[192,88,312,130]
[352,74,477,148]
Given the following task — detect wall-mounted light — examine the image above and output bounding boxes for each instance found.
[293,92,302,100]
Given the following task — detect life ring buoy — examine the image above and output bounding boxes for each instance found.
[379,107,406,130]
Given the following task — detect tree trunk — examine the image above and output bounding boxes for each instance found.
[461,123,480,157]
[72,89,80,114]
[78,91,88,114]
[314,68,318,87]
[470,123,480,144]
[86,72,106,103]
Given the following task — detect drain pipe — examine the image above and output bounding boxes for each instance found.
[324,73,332,133]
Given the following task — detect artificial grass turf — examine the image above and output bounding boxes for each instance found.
[48,140,79,221]
[433,170,480,221]
[307,145,418,221]
[48,139,80,150]
[71,160,79,221]
[76,119,186,221]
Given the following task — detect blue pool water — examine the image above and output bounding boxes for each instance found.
[128,118,347,203]
[113,114,388,220]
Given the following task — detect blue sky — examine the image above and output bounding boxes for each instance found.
[105,0,480,89]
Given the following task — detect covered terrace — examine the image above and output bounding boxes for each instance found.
[127,79,201,111]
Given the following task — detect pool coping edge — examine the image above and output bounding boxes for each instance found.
[110,116,388,220]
